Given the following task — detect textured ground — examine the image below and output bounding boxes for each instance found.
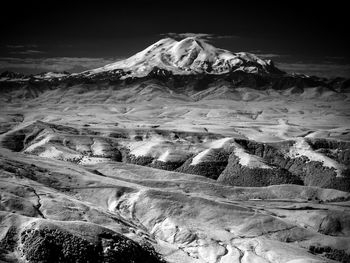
[1,83,350,262]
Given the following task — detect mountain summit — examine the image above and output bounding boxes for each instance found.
[85,37,283,77]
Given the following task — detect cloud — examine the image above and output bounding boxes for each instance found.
[10,50,46,55]
[163,33,213,39]
[6,44,38,49]
[6,44,45,55]
[0,57,117,73]
[214,35,238,39]
[324,56,346,60]
[254,53,283,59]
[6,45,25,49]
[248,50,287,59]
[161,33,238,40]
[277,62,350,78]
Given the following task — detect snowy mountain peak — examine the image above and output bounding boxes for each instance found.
[86,37,283,77]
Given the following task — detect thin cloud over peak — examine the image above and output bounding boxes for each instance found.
[161,33,239,41]
[0,56,117,73]
[254,53,285,59]
[6,45,26,49]
[6,44,38,49]
[248,50,287,59]
[277,62,350,78]
[10,50,46,55]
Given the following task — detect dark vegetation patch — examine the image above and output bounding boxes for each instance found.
[306,138,350,166]
[20,227,164,263]
[99,232,164,263]
[21,228,100,263]
[132,129,222,142]
[125,154,154,166]
[218,161,303,187]
[177,160,228,180]
[317,172,350,192]
[2,132,26,151]
[232,138,349,191]
[309,245,350,263]
[176,150,230,180]
[150,160,185,171]
[324,195,350,203]
[0,226,17,252]
[120,147,154,166]
[318,215,342,236]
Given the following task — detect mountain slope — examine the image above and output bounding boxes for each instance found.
[84,37,283,77]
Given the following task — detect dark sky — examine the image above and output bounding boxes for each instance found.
[1,0,349,77]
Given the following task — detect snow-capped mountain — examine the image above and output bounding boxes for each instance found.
[2,37,349,93]
[84,37,283,77]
